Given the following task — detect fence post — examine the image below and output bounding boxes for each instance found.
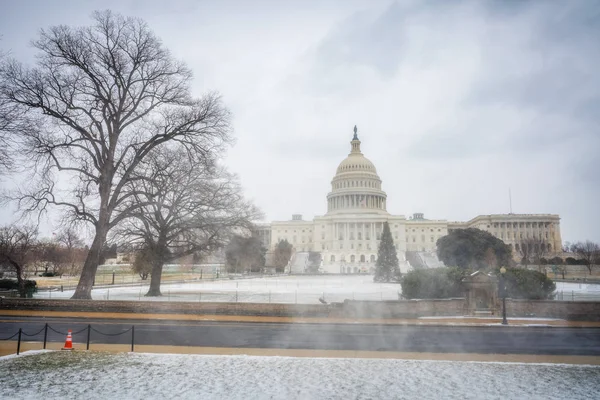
[572,290,574,301]
[17,328,22,355]
[107,289,110,301]
[235,290,238,303]
[86,324,91,350]
[131,326,135,352]
[61,285,63,292]
[43,323,48,349]
[168,290,171,301]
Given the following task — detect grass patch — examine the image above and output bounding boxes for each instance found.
[2,351,116,372]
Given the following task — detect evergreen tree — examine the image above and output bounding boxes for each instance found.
[374,222,400,282]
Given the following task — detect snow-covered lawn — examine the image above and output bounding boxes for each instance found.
[554,281,600,301]
[34,275,403,304]
[1,351,599,399]
[33,275,600,303]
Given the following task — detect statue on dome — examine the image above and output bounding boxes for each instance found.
[353,125,358,140]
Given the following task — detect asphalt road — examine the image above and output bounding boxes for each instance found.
[1,316,599,355]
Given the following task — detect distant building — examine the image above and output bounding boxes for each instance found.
[253,128,562,273]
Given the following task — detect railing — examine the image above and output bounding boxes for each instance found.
[553,290,600,302]
[0,323,135,355]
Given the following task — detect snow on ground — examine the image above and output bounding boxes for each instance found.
[33,275,600,303]
[1,351,599,399]
[554,281,600,301]
[34,275,403,304]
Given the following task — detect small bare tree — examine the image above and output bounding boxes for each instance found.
[56,227,87,276]
[519,237,549,271]
[572,241,600,275]
[116,148,260,296]
[0,11,231,298]
[132,246,152,280]
[0,225,38,296]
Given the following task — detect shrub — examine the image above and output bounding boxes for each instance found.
[548,256,564,265]
[400,267,556,300]
[0,279,37,297]
[497,268,556,300]
[40,271,59,277]
[400,267,467,299]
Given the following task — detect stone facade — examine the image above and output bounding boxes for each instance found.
[254,128,563,272]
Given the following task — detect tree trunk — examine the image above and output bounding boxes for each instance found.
[146,259,164,296]
[71,225,107,299]
[11,261,26,298]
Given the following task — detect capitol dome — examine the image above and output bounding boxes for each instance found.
[326,127,388,214]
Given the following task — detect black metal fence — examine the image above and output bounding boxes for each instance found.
[0,323,135,355]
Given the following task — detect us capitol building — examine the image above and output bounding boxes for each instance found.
[254,127,562,274]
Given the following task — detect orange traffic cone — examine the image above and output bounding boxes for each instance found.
[62,329,74,350]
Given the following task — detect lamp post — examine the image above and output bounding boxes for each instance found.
[499,266,508,325]
[112,270,116,285]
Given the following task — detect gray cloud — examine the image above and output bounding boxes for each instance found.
[0,0,598,243]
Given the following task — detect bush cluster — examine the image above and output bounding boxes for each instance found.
[400,267,555,300]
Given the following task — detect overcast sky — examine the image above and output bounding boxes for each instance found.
[0,0,598,243]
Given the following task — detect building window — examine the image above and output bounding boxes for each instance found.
[430,237,434,242]
[360,255,365,262]
[358,233,362,240]
[351,244,354,249]
[322,244,325,250]
[350,255,355,263]
[331,255,335,262]
[340,244,343,250]
[413,237,416,242]
[370,255,376,262]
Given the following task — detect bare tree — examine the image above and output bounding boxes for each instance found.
[56,227,87,276]
[116,148,260,296]
[0,47,11,173]
[0,11,231,298]
[225,235,266,274]
[132,246,152,280]
[572,240,600,275]
[272,239,293,273]
[519,237,549,271]
[0,225,38,297]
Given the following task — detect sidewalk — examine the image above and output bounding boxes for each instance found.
[1,342,599,364]
[1,309,599,327]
